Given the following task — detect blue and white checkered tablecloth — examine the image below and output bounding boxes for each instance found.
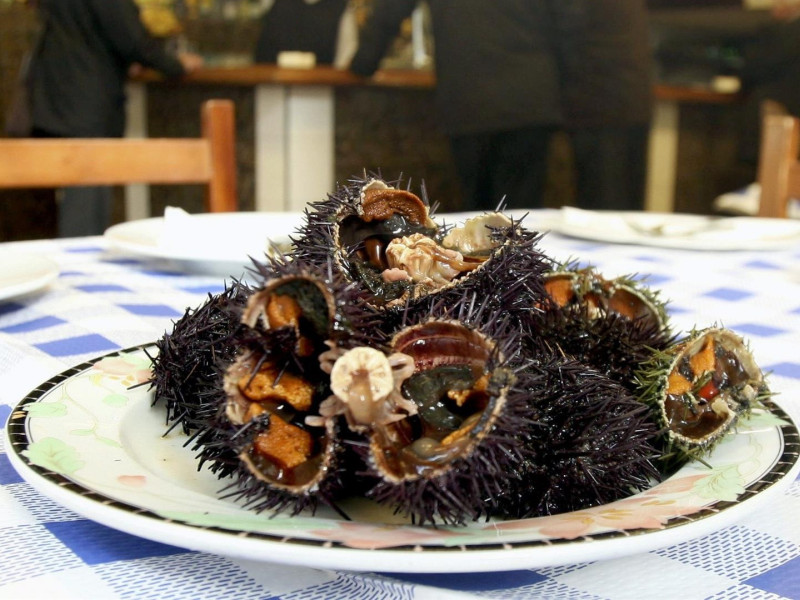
[1,217,800,600]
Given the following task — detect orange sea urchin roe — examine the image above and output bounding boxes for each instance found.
[253,415,313,470]
[239,364,314,412]
[267,293,314,356]
[667,370,693,395]
[267,293,302,328]
[608,287,651,321]
[544,276,575,307]
[689,337,716,375]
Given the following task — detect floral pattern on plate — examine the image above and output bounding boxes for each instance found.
[6,346,800,559]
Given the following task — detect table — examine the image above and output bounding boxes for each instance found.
[1,222,799,600]
[126,66,740,219]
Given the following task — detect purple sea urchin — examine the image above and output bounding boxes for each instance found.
[320,295,539,525]
[149,279,252,435]
[293,175,551,318]
[524,266,675,391]
[148,170,779,528]
[216,349,354,516]
[210,261,374,516]
[498,354,661,518]
[541,266,669,330]
[293,175,438,305]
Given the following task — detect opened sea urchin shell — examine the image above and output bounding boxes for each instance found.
[524,266,674,389]
[541,267,668,329]
[321,298,538,525]
[293,175,438,305]
[209,262,368,516]
[293,176,551,316]
[637,327,770,469]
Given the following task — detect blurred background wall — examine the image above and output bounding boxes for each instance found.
[0,0,779,240]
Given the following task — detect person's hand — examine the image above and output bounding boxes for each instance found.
[178,52,204,73]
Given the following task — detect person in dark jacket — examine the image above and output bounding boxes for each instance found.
[349,0,582,211]
[561,0,653,212]
[254,0,350,66]
[28,0,203,237]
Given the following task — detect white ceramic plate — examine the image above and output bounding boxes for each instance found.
[104,211,304,276]
[0,252,59,302]
[5,346,799,573]
[547,207,800,250]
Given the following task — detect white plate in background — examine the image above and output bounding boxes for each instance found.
[104,211,304,276]
[548,207,800,250]
[0,253,59,302]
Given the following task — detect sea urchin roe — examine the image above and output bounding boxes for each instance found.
[239,363,314,412]
[543,269,664,328]
[607,287,655,322]
[544,274,576,307]
[242,277,334,358]
[242,415,330,487]
[271,279,333,340]
[440,411,482,446]
[266,293,315,356]
[267,293,302,329]
[253,415,313,470]
[689,337,716,374]
[667,370,693,395]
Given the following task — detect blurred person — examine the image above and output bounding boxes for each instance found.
[349,0,582,211]
[254,0,357,68]
[28,0,203,237]
[561,0,653,212]
[738,0,800,166]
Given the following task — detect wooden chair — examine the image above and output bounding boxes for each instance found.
[757,108,800,219]
[0,99,237,213]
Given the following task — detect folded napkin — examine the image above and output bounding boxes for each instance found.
[713,183,800,218]
[558,206,800,248]
[158,207,285,264]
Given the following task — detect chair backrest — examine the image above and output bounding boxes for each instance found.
[0,99,237,213]
[757,111,800,219]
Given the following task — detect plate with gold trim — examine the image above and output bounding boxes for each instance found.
[5,345,800,573]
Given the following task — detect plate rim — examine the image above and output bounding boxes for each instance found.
[5,344,800,573]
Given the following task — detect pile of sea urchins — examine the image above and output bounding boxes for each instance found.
[150,174,771,525]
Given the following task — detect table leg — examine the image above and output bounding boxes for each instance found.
[646,99,679,213]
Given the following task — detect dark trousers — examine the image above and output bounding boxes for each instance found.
[32,127,113,238]
[57,186,113,238]
[449,125,555,211]
[570,125,649,212]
